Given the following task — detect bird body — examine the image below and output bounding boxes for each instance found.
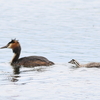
[12,56,54,67]
[69,59,100,68]
[0,39,54,68]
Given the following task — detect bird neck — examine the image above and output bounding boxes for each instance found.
[11,46,21,64]
[74,61,80,67]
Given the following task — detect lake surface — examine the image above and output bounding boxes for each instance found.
[0,0,100,100]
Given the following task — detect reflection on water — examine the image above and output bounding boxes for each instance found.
[0,0,100,100]
[9,75,20,82]
[9,65,50,82]
[13,67,20,75]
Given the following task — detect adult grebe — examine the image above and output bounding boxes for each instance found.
[69,59,100,68]
[0,39,54,73]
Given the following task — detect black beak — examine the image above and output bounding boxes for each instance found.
[0,45,8,49]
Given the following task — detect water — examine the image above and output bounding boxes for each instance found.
[0,0,100,100]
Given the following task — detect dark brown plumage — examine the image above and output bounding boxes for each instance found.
[0,39,54,73]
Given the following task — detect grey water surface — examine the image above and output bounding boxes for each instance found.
[0,0,100,100]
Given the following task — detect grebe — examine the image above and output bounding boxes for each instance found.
[69,59,100,68]
[0,39,54,73]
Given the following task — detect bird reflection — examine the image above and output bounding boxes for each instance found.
[10,66,49,82]
[13,67,20,74]
[9,75,20,82]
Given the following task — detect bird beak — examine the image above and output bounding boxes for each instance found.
[0,45,8,49]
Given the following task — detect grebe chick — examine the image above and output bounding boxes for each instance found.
[69,59,100,68]
[0,39,54,71]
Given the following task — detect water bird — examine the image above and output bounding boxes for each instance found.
[0,39,54,73]
[69,59,100,68]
